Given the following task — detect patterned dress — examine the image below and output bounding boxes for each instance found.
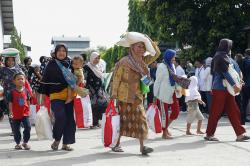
[111,54,160,140]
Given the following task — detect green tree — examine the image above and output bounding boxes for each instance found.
[97,45,107,54]
[101,46,128,72]
[10,27,26,63]
[144,0,250,59]
[128,0,156,39]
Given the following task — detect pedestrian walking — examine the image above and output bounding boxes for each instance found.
[185,76,205,135]
[39,43,76,151]
[111,32,160,155]
[9,72,31,150]
[205,39,250,142]
[154,49,180,139]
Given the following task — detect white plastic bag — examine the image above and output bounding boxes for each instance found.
[29,105,37,126]
[35,106,53,140]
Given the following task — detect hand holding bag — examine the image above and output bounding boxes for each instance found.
[101,100,120,147]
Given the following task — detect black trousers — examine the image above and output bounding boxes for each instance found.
[92,104,105,126]
[199,91,208,113]
[51,100,76,144]
[241,86,250,124]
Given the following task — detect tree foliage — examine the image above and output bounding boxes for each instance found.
[138,0,250,59]
[101,46,128,72]
[10,27,26,63]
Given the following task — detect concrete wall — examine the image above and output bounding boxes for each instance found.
[0,3,4,50]
[53,41,90,49]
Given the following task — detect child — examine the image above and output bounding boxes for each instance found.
[8,72,31,150]
[185,76,205,135]
[65,56,89,104]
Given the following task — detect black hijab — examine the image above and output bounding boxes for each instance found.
[39,43,72,95]
[211,39,232,75]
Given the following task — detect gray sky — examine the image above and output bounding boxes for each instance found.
[12,0,129,64]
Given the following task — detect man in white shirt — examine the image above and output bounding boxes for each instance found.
[195,59,208,113]
[174,58,186,112]
[175,59,186,77]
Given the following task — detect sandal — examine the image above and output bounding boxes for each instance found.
[236,135,250,142]
[22,143,31,150]
[62,145,74,151]
[15,144,22,150]
[51,141,60,151]
[111,146,124,152]
[204,136,219,141]
[141,146,153,155]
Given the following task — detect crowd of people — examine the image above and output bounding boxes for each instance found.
[0,31,250,155]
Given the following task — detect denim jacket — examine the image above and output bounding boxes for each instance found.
[212,58,241,90]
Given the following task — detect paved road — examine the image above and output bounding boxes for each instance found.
[0,112,250,166]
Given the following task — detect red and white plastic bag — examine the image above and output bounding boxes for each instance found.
[101,100,120,147]
[146,103,162,133]
[74,95,93,128]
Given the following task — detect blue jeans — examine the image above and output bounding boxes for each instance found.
[12,117,31,144]
[51,100,76,144]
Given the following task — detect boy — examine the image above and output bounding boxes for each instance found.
[65,56,89,104]
[9,72,31,150]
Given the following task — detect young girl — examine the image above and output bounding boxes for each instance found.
[185,76,205,135]
[65,56,89,104]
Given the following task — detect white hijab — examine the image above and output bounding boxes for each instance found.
[87,52,104,79]
[185,76,201,102]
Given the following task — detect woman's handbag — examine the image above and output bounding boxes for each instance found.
[222,64,242,96]
[166,64,191,89]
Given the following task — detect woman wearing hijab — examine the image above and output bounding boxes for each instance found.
[154,49,180,139]
[111,32,160,155]
[0,48,27,134]
[84,52,107,128]
[39,43,76,151]
[205,39,249,142]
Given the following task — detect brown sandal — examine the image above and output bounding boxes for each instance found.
[22,143,31,150]
[51,141,60,151]
[15,144,22,150]
[62,145,73,151]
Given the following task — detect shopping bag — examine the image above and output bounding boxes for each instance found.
[29,104,40,125]
[101,100,120,148]
[35,106,53,140]
[74,95,93,128]
[160,100,167,129]
[222,64,242,96]
[146,103,162,133]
